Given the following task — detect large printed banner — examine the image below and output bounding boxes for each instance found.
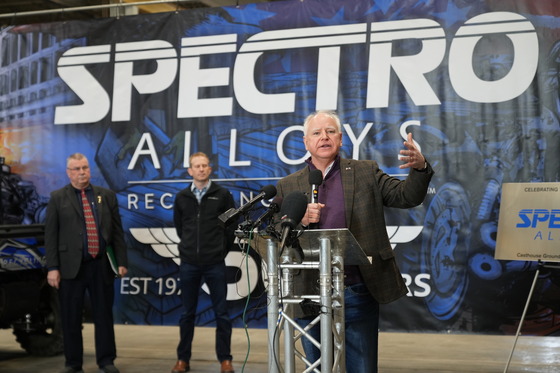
[1,0,560,335]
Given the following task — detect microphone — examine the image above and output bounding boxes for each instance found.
[219,184,277,226]
[309,169,322,204]
[278,191,308,251]
[251,196,282,230]
[308,169,322,229]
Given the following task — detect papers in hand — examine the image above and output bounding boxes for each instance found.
[106,245,120,277]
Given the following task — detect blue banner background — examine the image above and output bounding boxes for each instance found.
[1,0,560,335]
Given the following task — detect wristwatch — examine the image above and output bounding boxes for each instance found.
[415,161,428,171]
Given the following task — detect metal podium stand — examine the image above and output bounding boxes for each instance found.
[258,229,370,373]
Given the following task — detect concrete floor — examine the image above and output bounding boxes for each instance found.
[1,324,559,372]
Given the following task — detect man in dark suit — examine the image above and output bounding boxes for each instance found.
[276,110,434,373]
[45,153,128,373]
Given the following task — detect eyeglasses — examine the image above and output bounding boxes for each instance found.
[67,166,90,172]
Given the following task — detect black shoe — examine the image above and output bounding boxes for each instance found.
[99,365,120,373]
[60,368,84,373]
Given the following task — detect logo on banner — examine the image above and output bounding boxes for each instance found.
[516,209,560,229]
[495,183,560,262]
[128,227,259,301]
[128,225,427,297]
[130,225,423,262]
[53,12,538,124]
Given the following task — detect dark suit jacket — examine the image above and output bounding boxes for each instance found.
[276,158,434,304]
[45,183,128,282]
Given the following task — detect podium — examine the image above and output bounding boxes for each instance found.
[255,228,370,373]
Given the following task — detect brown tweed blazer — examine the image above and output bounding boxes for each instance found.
[276,158,434,304]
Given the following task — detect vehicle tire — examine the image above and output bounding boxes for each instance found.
[421,182,471,322]
[13,286,63,356]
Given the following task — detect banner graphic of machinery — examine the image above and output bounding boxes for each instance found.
[1,0,560,335]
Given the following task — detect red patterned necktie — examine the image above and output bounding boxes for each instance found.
[81,189,99,258]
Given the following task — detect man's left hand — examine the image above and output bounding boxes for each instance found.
[118,266,128,278]
[399,132,426,170]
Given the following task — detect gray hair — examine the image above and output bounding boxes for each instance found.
[303,110,342,135]
[66,153,88,167]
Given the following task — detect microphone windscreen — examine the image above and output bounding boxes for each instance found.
[261,184,277,199]
[308,169,323,186]
[280,191,308,229]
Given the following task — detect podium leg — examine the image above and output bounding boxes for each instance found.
[331,242,345,373]
[503,265,541,373]
[264,230,352,373]
[319,238,333,372]
[282,269,296,373]
[267,239,280,373]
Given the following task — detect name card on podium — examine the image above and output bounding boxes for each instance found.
[495,182,560,262]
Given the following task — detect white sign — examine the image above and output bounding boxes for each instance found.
[495,183,560,262]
